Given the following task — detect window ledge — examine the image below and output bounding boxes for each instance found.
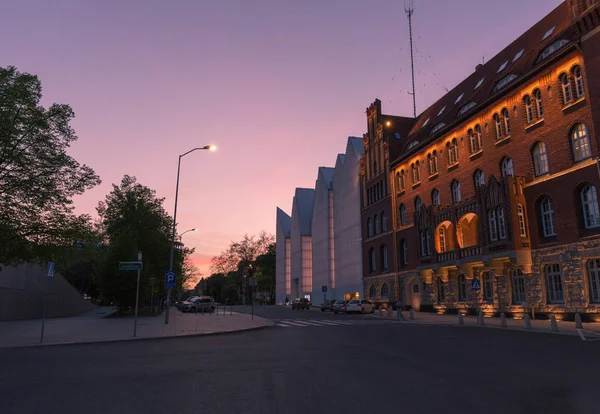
[495,136,511,146]
[562,96,585,112]
[525,119,544,131]
[447,162,459,171]
[428,172,439,179]
[412,182,421,189]
[469,149,483,159]
[397,189,405,196]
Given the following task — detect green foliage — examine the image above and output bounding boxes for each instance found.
[96,175,175,312]
[254,243,275,303]
[0,66,100,265]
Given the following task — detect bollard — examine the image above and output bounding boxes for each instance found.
[524,314,532,330]
[575,313,583,329]
[477,312,485,326]
[458,313,464,325]
[409,309,415,320]
[379,308,383,317]
[230,305,233,316]
[550,315,558,332]
[500,312,507,328]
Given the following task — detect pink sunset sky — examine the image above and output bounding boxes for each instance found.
[1,0,562,277]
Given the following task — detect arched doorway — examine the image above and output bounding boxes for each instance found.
[406,278,421,310]
[456,213,480,248]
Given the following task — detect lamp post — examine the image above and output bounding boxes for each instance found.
[165,145,215,324]
[180,228,197,240]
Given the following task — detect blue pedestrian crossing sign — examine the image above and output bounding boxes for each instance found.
[471,278,481,291]
[165,271,176,289]
[47,262,55,279]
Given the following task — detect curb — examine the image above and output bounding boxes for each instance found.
[1,323,274,350]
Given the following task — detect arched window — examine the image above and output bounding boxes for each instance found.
[560,72,573,105]
[447,138,459,165]
[381,211,387,231]
[381,245,388,270]
[374,214,380,234]
[398,170,406,191]
[432,188,440,206]
[437,278,445,302]
[402,240,408,265]
[493,113,502,140]
[498,207,507,239]
[532,142,549,176]
[524,95,534,123]
[412,161,421,184]
[399,204,407,226]
[501,107,511,135]
[581,184,600,229]
[468,127,482,153]
[367,218,373,237]
[517,204,527,237]
[415,196,422,212]
[369,248,376,272]
[533,88,544,118]
[451,180,461,203]
[438,226,446,252]
[573,65,584,98]
[474,169,485,187]
[381,283,389,297]
[539,197,556,237]
[369,284,376,298]
[501,157,514,177]
[571,123,591,161]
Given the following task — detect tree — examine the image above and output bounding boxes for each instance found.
[254,243,275,304]
[210,231,274,274]
[96,175,174,312]
[0,66,101,264]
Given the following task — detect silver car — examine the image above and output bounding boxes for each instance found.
[179,296,216,313]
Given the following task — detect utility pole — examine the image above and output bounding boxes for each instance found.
[405,0,417,118]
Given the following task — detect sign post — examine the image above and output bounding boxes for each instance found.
[322,285,327,302]
[471,278,481,315]
[40,262,55,343]
[133,252,142,337]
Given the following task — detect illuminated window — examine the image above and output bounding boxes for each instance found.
[524,95,534,124]
[397,170,406,191]
[493,113,502,140]
[501,108,511,135]
[560,73,573,104]
[534,89,544,118]
[571,123,591,161]
[573,66,584,98]
[532,142,549,176]
[428,151,438,175]
[412,161,421,184]
[447,138,459,165]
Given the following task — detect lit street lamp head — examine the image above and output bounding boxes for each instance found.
[203,145,217,151]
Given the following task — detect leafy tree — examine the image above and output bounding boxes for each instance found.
[96,175,175,312]
[0,66,100,264]
[254,243,275,303]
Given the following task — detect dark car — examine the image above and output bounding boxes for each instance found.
[333,300,349,314]
[292,298,311,310]
[320,299,337,312]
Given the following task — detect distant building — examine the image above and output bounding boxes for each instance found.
[311,167,335,303]
[275,208,291,304]
[289,188,315,300]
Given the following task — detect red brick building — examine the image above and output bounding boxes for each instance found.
[360,0,600,320]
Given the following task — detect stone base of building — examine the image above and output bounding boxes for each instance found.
[413,238,600,320]
[363,273,397,305]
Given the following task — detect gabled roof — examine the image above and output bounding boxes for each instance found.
[293,188,315,236]
[348,136,364,157]
[391,2,576,166]
[318,166,335,190]
[276,207,291,237]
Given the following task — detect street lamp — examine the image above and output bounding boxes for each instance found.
[165,145,216,324]
[180,228,197,239]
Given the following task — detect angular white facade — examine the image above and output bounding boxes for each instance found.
[289,188,315,300]
[311,167,335,304]
[332,137,364,301]
[275,207,291,304]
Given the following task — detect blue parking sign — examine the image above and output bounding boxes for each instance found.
[47,262,55,279]
[165,271,176,289]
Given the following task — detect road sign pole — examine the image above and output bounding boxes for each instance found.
[251,284,254,320]
[133,252,142,338]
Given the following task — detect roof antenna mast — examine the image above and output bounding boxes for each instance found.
[405,0,416,118]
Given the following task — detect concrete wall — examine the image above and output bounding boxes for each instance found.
[0,264,95,321]
[311,174,332,303]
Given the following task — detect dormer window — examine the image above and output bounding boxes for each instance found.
[430,123,446,136]
[536,39,569,63]
[457,102,477,117]
[422,117,430,128]
[475,77,485,89]
[438,106,446,116]
[513,48,525,62]
[494,74,518,92]
[406,140,419,151]
[497,60,508,73]
[455,93,464,104]
[542,26,556,41]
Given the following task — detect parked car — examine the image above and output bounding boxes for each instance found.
[320,299,337,312]
[346,299,374,314]
[291,298,311,310]
[178,296,216,313]
[332,300,349,314]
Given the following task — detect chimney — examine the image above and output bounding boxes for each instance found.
[476,63,484,72]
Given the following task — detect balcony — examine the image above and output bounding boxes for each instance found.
[437,251,456,262]
[459,246,482,259]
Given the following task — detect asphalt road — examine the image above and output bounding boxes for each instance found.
[1,306,597,414]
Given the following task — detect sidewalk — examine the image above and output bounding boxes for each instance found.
[0,306,274,348]
[368,309,600,339]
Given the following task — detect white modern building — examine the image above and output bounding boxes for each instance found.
[332,137,364,301]
[275,207,291,304]
[276,137,364,305]
[311,166,335,304]
[289,188,315,301]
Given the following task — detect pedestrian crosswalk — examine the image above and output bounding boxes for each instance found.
[273,318,396,328]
